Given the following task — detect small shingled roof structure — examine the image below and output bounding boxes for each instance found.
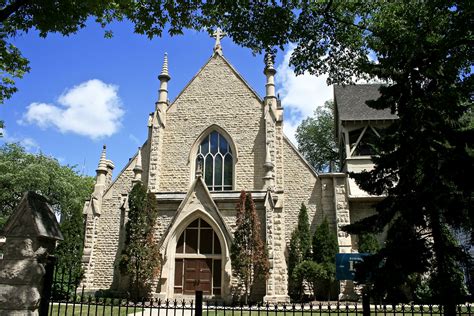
[1,191,63,241]
[334,84,398,122]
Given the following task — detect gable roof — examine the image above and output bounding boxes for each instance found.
[167,53,262,112]
[334,84,398,121]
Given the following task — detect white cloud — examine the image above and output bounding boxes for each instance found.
[275,45,333,146]
[20,79,124,139]
[1,129,40,152]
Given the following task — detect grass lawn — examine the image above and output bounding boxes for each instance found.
[200,305,470,316]
[48,304,471,316]
[49,304,143,315]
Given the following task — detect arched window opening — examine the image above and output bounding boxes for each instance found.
[174,218,222,296]
[196,131,233,191]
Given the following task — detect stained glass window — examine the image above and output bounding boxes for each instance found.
[196,131,233,191]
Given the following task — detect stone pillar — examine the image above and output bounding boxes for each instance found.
[263,191,290,303]
[0,192,63,315]
[332,175,358,300]
[148,53,170,192]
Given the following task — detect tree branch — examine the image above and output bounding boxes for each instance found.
[319,2,376,36]
[0,0,29,23]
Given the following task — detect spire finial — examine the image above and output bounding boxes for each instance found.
[264,47,277,99]
[264,48,276,72]
[212,28,226,55]
[133,147,143,184]
[134,147,142,171]
[97,145,107,172]
[158,53,170,81]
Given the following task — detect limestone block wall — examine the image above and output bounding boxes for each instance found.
[333,176,352,253]
[148,120,164,192]
[88,160,136,290]
[159,55,266,192]
[282,138,321,237]
[319,177,337,229]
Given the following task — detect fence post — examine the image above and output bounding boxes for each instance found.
[195,291,203,316]
[39,255,57,316]
[362,291,370,316]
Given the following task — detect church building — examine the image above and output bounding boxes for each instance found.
[80,34,396,302]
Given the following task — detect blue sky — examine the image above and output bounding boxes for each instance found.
[0,21,332,177]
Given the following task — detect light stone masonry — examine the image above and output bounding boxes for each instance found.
[79,44,380,302]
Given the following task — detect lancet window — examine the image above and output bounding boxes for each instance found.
[196,131,233,191]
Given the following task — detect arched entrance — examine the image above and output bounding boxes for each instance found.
[173,218,223,295]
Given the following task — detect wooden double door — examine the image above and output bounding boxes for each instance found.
[183,258,212,295]
[176,258,222,295]
[174,218,223,295]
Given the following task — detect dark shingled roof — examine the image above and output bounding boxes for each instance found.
[334,84,398,121]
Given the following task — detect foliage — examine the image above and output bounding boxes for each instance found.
[230,191,269,304]
[0,143,93,297]
[297,203,312,260]
[2,1,472,308]
[296,101,339,172]
[0,1,293,104]
[288,229,302,299]
[312,217,338,300]
[119,182,161,300]
[204,1,473,310]
[327,2,473,310]
[292,260,327,300]
[0,143,94,226]
[0,1,205,104]
[357,233,380,254]
[52,205,86,299]
[312,218,338,265]
[288,203,311,299]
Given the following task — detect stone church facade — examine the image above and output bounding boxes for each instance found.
[80,38,395,302]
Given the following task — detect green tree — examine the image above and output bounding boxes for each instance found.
[297,203,311,260]
[292,260,327,300]
[0,143,93,296]
[53,205,85,299]
[288,203,311,299]
[288,229,302,299]
[312,217,338,300]
[0,143,94,226]
[296,101,339,172]
[206,2,472,312]
[231,191,269,304]
[119,182,161,300]
[358,233,380,254]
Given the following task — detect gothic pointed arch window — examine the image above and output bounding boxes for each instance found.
[196,131,233,191]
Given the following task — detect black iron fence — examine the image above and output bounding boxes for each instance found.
[41,261,473,316]
[44,296,474,316]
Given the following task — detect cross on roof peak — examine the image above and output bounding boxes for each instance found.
[212,28,226,55]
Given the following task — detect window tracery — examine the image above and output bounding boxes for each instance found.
[196,131,233,191]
